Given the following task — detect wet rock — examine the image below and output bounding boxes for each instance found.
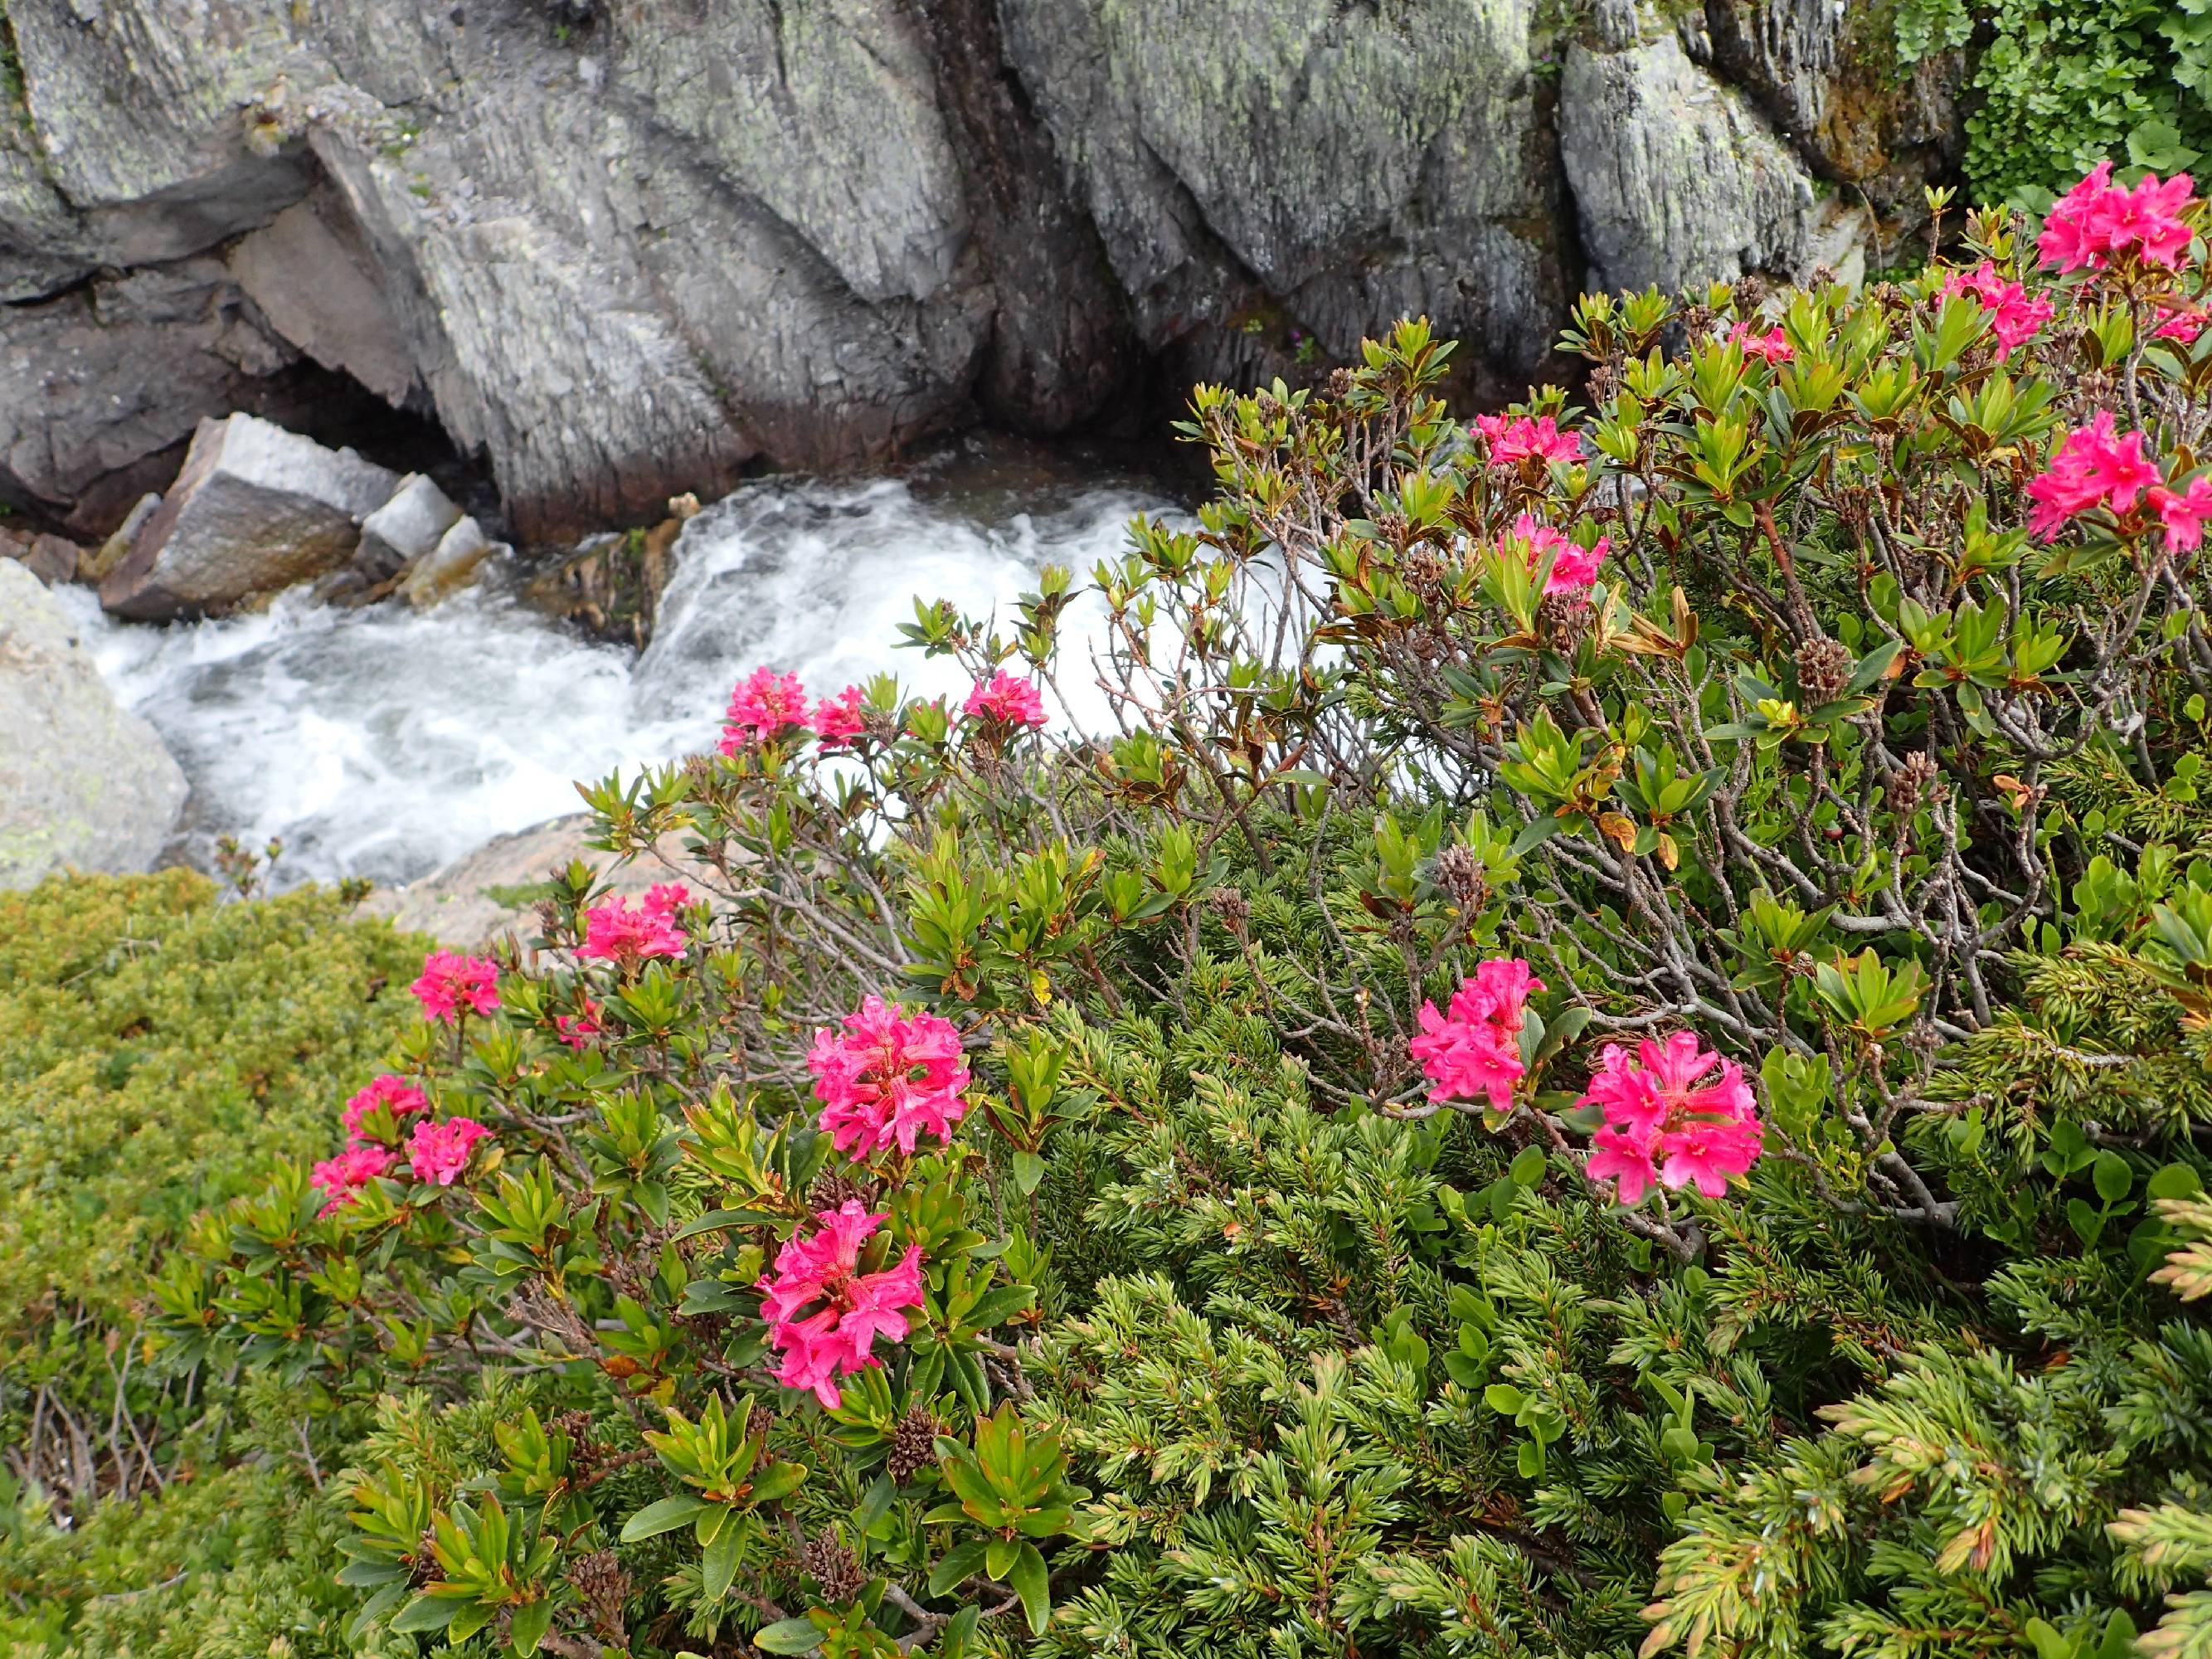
[0,527,82,586]
[354,812,715,950]
[80,495,163,586]
[357,473,464,582]
[99,413,400,620]
[522,513,685,649]
[0,560,190,889]
[396,513,503,608]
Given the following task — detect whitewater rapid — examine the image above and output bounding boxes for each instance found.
[63,450,1175,889]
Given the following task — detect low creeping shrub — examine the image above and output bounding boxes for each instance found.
[100,164,2212,1658]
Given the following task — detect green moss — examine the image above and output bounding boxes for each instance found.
[0,871,425,1333]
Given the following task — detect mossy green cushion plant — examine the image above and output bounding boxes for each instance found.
[0,871,425,1657]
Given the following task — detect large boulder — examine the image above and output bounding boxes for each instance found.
[0,560,190,889]
[99,413,398,619]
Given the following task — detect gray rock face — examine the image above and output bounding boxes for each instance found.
[0,0,1961,541]
[1560,29,1816,295]
[1000,0,1575,395]
[100,413,399,619]
[0,560,190,889]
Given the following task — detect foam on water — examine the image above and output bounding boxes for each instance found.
[62,454,1174,888]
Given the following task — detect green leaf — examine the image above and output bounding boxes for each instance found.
[960,1285,1036,1333]
[754,1618,827,1655]
[2093,1150,2132,1206]
[621,1493,712,1541]
[928,1538,989,1597]
[1484,1384,1525,1415]
[702,1515,742,1602]
[2150,1162,2204,1201]
[347,1582,410,1642]
[508,1599,553,1656]
[749,1461,810,1505]
[1011,1150,1046,1194]
[936,1604,981,1659]
[390,1594,460,1635]
[672,1206,780,1242]
[1510,1146,1546,1188]
[2066,1197,2106,1247]
[450,1602,496,1644]
[1007,1540,1052,1636]
[858,1473,896,1534]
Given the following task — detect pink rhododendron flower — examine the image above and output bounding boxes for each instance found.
[312,1143,396,1215]
[1409,957,1544,1109]
[756,1201,926,1408]
[1942,262,2055,355]
[1476,413,1583,468]
[718,667,811,752]
[1577,1030,1763,1202]
[1729,322,1794,364]
[408,1117,491,1187]
[2153,476,2212,552]
[808,994,970,1157]
[2025,412,2163,539]
[555,998,603,1050]
[964,670,1046,729]
[2157,304,2207,343]
[1505,512,1608,595]
[813,684,869,745]
[580,888,689,965]
[2039,162,2199,271]
[412,950,499,1024]
[342,1074,430,1143]
[1586,1119,1661,1205]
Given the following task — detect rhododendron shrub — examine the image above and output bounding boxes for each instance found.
[149,168,2212,1659]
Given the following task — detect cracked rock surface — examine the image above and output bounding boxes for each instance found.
[0,0,1959,546]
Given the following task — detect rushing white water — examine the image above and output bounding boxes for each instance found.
[64,448,1176,889]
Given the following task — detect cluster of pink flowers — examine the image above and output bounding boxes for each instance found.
[1729,322,1794,365]
[1942,262,2055,356]
[580,883,692,966]
[756,1201,926,1407]
[2039,162,2197,271]
[411,950,499,1024]
[808,994,971,1157]
[814,683,869,746]
[310,1143,396,1215]
[1410,958,1543,1110]
[2025,411,2211,552]
[2158,304,2207,343]
[964,670,1046,729]
[1505,512,1608,595]
[719,667,812,751]
[342,1073,430,1142]
[719,669,875,752]
[408,1116,491,1187]
[1581,1031,1764,1203]
[1476,413,1583,469]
